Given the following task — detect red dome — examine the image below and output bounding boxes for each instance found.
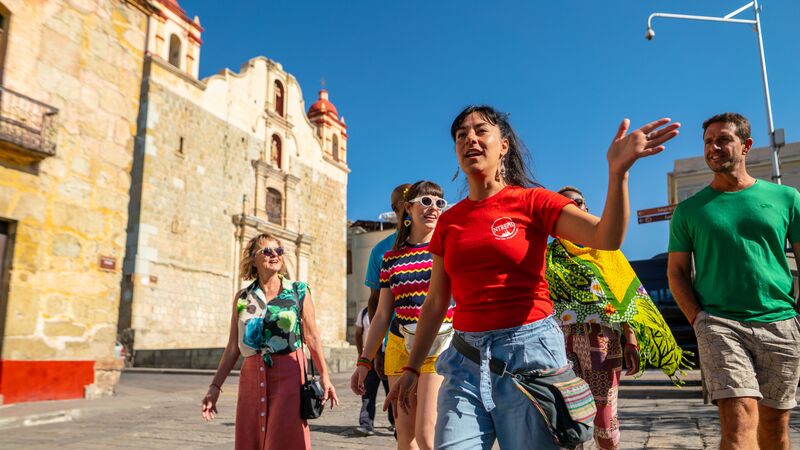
[158,0,187,17]
[156,0,203,31]
[308,89,338,117]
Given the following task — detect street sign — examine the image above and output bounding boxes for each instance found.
[638,212,673,224]
[637,204,676,217]
[637,204,676,224]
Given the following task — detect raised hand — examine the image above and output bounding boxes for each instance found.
[607,118,680,175]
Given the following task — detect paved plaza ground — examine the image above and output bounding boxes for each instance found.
[1,369,799,449]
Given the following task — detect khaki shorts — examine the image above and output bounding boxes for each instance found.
[694,311,800,409]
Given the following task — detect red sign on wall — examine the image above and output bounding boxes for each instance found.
[99,256,116,271]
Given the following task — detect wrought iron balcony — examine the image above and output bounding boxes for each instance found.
[0,86,59,161]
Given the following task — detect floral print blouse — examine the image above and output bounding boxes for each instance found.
[237,276,308,365]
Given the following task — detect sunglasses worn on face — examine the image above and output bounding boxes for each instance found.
[409,195,447,210]
[257,247,284,257]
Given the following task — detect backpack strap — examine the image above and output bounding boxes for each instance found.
[294,282,317,379]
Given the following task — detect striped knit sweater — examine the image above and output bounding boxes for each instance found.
[380,242,454,337]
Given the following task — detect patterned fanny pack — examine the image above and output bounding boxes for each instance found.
[452,333,596,449]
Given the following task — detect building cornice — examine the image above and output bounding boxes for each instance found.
[126,0,160,15]
[265,109,294,130]
[251,159,301,183]
[232,214,315,251]
[148,54,206,89]
[323,156,351,173]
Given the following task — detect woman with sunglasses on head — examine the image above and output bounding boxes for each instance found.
[351,180,455,450]
[385,105,680,449]
[201,232,338,450]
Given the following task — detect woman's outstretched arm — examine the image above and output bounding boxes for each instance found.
[556,118,680,250]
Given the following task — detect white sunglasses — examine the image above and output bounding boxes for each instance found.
[409,195,447,210]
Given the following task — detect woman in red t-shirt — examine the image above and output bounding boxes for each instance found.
[384,105,679,449]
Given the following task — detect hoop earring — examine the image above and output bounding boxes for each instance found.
[495,157,506,182]
[403,214,412,227]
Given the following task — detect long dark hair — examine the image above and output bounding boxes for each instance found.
[450,105,540,188]
[393,180,444,251]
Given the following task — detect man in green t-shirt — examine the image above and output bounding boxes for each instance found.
[668,112,800,450]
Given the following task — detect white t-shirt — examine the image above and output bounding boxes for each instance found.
[356,307,371,334]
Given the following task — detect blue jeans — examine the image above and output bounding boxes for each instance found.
[359,366,393,430]
[434,316,567,449]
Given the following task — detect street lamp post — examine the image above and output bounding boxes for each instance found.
[646,0,782,184]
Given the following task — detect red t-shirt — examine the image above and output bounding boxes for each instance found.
[429,185,573,332]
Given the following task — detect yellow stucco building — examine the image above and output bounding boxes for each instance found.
[0,0,151,404]
[0,0,351,404]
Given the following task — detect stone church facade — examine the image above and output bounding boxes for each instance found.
[119,1,351,370]
[0,0,350,404]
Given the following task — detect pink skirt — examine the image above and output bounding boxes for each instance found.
[235,350,311,450]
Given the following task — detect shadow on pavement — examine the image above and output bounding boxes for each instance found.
[311,423,394,438]
[619,388,702,399]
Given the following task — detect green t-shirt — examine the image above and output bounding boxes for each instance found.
[668,180,800,322]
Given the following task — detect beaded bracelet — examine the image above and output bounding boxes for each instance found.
[624,342,639,352]
[401,366,420,377]
[356,357,373,370]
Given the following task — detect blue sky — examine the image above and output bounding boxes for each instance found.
[186,0,800,260]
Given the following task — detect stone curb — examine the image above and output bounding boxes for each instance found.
[0,408,84,431]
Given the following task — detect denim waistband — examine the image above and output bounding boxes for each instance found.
[455,315,558,411]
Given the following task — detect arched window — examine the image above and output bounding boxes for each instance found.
[332,134,339,161]
[265,189,282,225]
[274,80,284,117]
[270,134,282,168]
[168,34,182,68]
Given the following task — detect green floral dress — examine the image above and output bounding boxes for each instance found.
[237,276,308,366]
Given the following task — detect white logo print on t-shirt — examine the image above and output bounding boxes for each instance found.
[491,217,518,240]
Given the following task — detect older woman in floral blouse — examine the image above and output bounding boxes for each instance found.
[201,232,338,450]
